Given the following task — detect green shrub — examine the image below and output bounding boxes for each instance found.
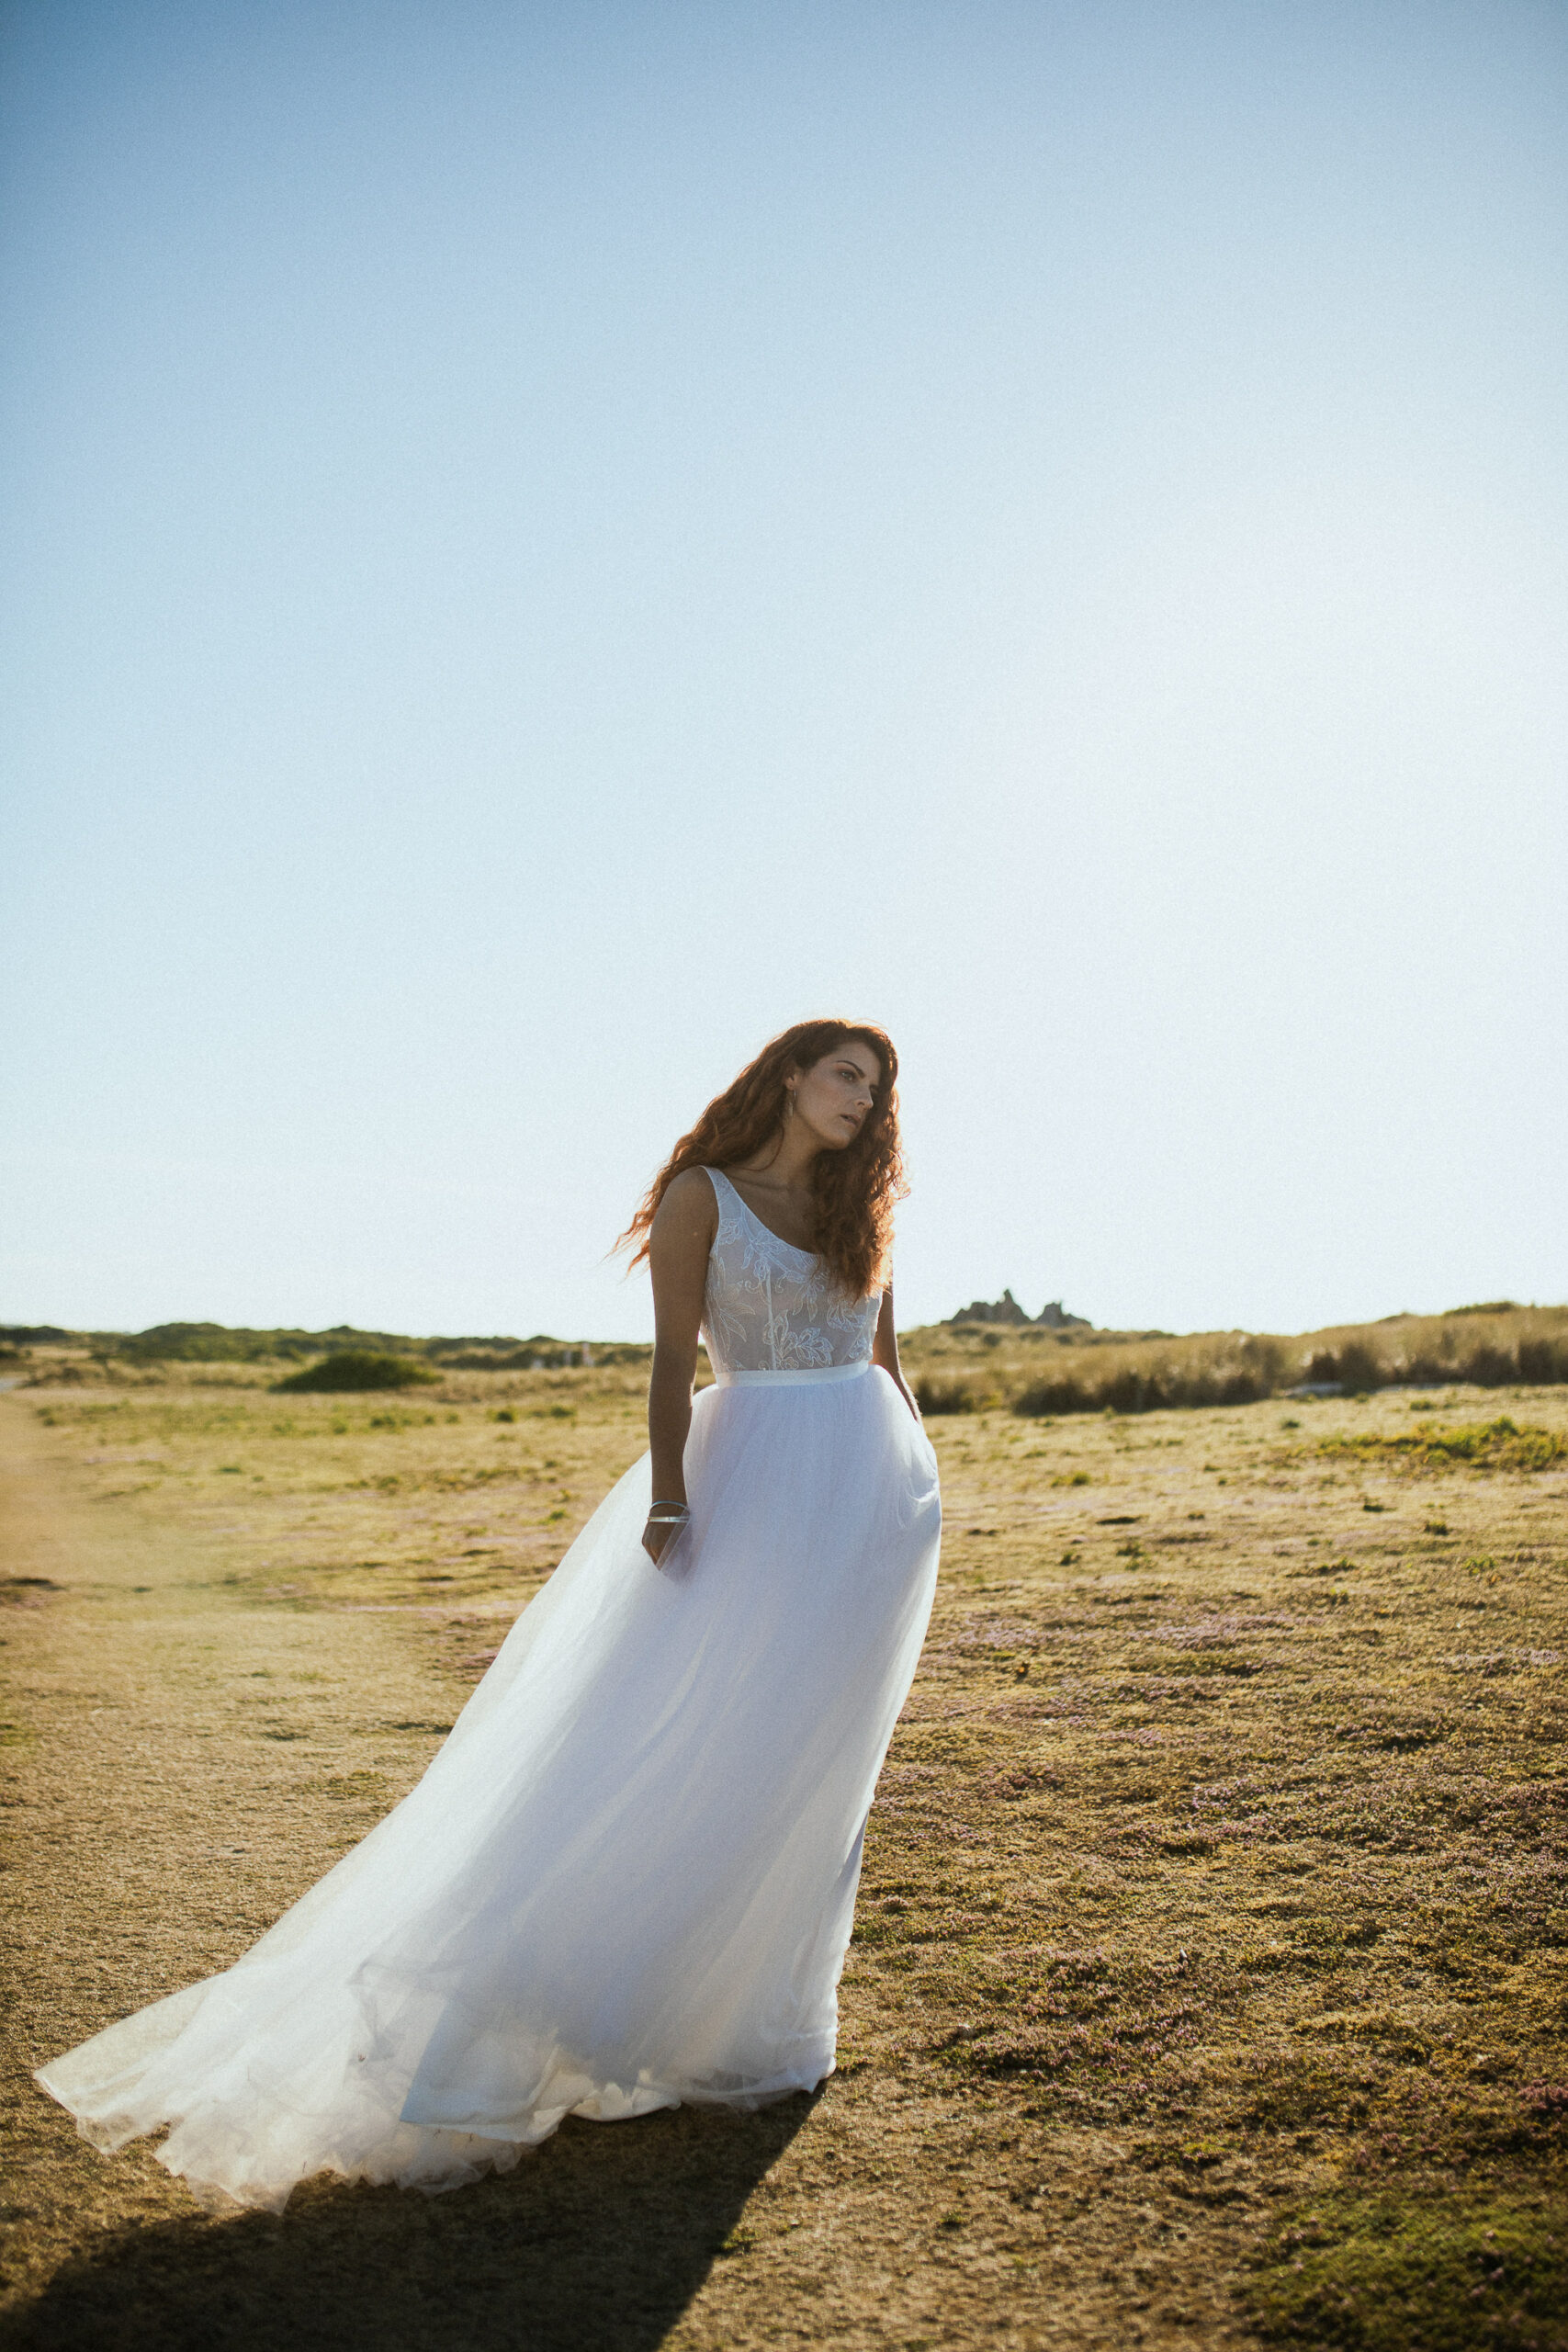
[1012,1361,1274,1417]
[272,1351,438,1394]
[1011,1377,1094,1417]
[1305,1341,1388,1394]
[1399,1336,1566,1388]
[1317,1417,1567,1474]
[1518,1336,1568,1383]
[108,1321,430,1365]
[916,1376,981,1415]
[1461,1342,1522,1386]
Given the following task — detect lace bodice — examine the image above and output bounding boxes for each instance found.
[700,1168,881,1378]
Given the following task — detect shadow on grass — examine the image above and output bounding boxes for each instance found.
[3,2096,816,2352]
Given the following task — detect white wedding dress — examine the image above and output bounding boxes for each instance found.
[38,1169,942,2211]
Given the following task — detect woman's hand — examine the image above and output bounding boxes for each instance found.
[641,1513,678,1565]
[642,1493,692,1567]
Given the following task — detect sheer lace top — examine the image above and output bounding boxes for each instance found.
[700,1168,881,1378]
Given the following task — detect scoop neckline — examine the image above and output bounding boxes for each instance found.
[708,1168,819,1263]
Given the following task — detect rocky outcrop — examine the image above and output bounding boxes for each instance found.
[943,1291,1091,1329]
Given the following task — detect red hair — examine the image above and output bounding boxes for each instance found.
[618,1020,905,1298]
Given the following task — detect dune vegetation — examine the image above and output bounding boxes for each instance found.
[271,1350,440,1394]
[904,1303,1568,1421]
[3,1310,1566,2349]
[6,1301,1563,1416]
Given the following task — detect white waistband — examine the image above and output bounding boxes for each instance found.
[717,1359,873,1388]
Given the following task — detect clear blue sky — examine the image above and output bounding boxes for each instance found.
[3,0,1564,1341]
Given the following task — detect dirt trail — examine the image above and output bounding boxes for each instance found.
[0,1396,451,2292]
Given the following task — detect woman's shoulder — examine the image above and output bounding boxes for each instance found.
[662,1163,719,1202]
[651,1165,721,1232]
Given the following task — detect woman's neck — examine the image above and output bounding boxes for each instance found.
[730,1125,820,1193]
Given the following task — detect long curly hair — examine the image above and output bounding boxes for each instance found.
[618,1020,905,1298]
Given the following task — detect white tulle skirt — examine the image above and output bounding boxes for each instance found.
[37,1363,942,2211]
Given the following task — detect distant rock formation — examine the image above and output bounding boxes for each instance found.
[943,1290,1092,1329]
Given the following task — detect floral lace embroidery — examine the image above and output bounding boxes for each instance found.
[701,1169,881,1378]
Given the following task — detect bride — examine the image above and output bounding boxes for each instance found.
[38,1019,942,2212]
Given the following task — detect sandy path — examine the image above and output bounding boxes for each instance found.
[0,1396,449,2297]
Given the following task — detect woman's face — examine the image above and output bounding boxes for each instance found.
[788,1040,883,1152]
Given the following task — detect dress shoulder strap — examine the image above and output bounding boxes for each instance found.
[699,1165,742,1239]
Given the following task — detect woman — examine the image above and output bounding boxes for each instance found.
[38,1020,942,2212]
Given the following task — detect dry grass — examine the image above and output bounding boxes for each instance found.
[901,1305,1568,1418]
[4,1363,1567,2351]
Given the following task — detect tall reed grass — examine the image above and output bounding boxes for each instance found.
[902,1306,1568,1419]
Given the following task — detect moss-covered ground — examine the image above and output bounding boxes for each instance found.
[3,1368,1565,2350]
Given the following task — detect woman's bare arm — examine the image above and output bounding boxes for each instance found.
[872,1284,920,1421]
[642,1169,717,1561]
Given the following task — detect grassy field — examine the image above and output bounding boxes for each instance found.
[3,1345,1567,2350]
